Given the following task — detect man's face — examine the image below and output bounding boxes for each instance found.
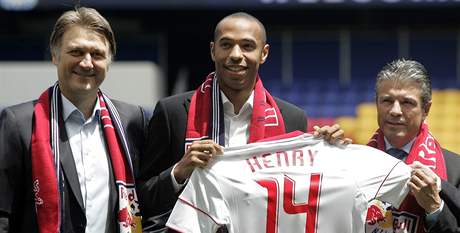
[376,79,431,148]
[52,25,110,101]
[210,17,269,94]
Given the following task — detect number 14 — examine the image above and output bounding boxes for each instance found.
[257,173,322,233]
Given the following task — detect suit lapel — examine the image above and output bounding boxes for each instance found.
[184,94,191,114]
[58,120,85,210]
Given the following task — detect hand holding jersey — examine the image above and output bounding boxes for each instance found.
[173,126,350,185]
[313,124,353,145]
[174,140,224,183]
[409,162,442,214]
[166,134,411,233]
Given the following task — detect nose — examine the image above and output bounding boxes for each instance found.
[79,53,94,69]
[389,101,402,116]
[229,45,243,62]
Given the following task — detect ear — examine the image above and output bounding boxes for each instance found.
[210,42,216,61]
[259,44,269,64]
[422,100,432,120]
[51,52,58,66]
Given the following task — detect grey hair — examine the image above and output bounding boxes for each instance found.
[49,7,116,60]
[375,58,432,109]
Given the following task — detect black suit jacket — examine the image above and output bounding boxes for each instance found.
[437,149,460,233]
[137,91,308,232]
[0,99,147,233]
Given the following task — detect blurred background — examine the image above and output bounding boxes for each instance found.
[0,0,459,153]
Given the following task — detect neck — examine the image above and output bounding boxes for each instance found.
[221,88,252,114]
[386,136,413,150]
[63,92,98,120]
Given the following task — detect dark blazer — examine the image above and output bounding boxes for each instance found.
[0,99,147,233]
[437,149,460,232]
[137,91,308,232]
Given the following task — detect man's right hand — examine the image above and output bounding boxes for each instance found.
[173,140,223,183]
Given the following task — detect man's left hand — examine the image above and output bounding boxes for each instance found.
[313,124,352,146]
[409,161,442,213]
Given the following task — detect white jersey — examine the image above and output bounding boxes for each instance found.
[166,134,410,233]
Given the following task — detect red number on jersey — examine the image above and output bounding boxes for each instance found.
[257,173,322,233]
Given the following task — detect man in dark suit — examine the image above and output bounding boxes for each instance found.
[138,12,348,232]
[0,7,146,233]
[366,58,460,233]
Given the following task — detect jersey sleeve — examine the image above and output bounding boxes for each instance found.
[166,167,229,233]
[351,145,411,208]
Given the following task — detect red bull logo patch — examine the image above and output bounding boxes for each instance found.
[366,200,419,233]
[118,182,142,233]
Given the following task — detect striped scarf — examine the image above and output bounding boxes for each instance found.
[185,72,285,149]
[31,83,141,233]
[366,122,446,233]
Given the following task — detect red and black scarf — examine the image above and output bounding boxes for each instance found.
[185,72,285,149]
[31,83,142,233]
[367,122,447,233]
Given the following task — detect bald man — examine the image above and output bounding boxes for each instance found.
[137,12,347,232]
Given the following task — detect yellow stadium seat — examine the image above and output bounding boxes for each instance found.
[336,116,357,142]
[356,103,377,118]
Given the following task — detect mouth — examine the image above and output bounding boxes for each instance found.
[72,70,95,78]
[224,65,247,73]
[385,120,405,126]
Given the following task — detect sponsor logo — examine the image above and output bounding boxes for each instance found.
[366,200,419,233]
[118,183,142,233]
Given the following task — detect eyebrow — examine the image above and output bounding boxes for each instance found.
[66,46,106,54]
[218,37,257,44]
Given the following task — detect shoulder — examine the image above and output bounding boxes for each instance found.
[110,99,144,114]
[153,91,194,115]
[272,96,307,121]
[442,148,460,184]
[272,96,308,132]
[273,96,305,115]
[157,91,193,107]
[0,100,36,123]
[0,101,36,144]
[443,148,460,164]
[109,99,146,124]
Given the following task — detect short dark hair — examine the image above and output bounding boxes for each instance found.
[214,12,267,44]
[375,58,432,109]
[49,7,116,60]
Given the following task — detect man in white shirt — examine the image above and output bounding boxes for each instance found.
[138,12,349,232]
[0,7,145,233]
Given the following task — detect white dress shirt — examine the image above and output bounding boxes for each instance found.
[221,90,254,147]
[171,91,255,191]
[61,94,113,233]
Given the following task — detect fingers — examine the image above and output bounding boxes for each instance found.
[413,167,436,186]
[409,172,426,191]
[408,167,442,212]
[189,140,223,156]
[313,126,321,137]
[408,167,438,195]
[174,140,223,182]
[313,124,351,145]
[187,150,213,168]
[341,138,353,145]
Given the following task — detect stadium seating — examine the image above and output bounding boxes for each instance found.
[265,75,460,154]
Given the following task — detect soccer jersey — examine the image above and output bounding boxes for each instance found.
[166,134,410,233]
